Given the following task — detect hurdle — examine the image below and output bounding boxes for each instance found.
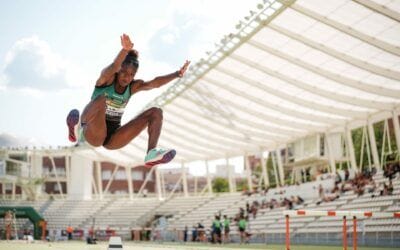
[283,210,400,250]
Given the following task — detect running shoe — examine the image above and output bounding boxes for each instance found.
[144,148,176,167]
[66,109,80,142]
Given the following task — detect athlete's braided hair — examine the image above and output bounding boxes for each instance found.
[122,50,139,68]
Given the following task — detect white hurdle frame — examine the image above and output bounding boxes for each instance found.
[283,210,400,250]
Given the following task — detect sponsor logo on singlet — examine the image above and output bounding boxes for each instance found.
[104,93,128,121]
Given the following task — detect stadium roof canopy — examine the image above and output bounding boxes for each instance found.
[80,0,400,166]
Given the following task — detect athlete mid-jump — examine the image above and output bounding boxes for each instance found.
[66,33,190,167]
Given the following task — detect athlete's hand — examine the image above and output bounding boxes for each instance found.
[178,60,190,77]
[121,34,133,51]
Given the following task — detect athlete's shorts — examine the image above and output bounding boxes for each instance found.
[103,119,121,145]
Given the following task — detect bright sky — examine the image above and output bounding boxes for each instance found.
[0,0,264,175]
[0,0,260,147]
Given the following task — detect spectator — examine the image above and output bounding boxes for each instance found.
[238,215,247,244]
[284,198,293,210]
[388,180,394,195]
[296,195,304,204]
[223,215,230,243]
[318,184,325,200]
[183,226,188,243]
[306,168,311,181]
[239,207,245,218]
[251,201,258,218]
[380,183,389,196]
[191,225,198,242]
[344,169,350,181]
[66,225,73,240]
[5,211,12,240]
[197,223,206,242]
[86,227,97,244]
[211,215,222,244]
[367,179,377,194]
[246,202,251,214]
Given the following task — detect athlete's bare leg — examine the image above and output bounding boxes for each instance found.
[80,95,107,147]
[103,107,163,151]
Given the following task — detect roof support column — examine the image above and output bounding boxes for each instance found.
[155,168,163,200]
[12,181,16,200]
[65,155,70,197]
[49,156,64,199]
[364,126,373,171]
[275,149,285,186]
[244,154,253,192]
[271,152,280,187]
[160,170,166,198]
[359,128,366,171]
[368,120,381,169]
[126,167,134,200]
[345,126,358,173]
[95,162,103,200]
[226,157,235,193]
[104,165,119,195]
[325,133,336,174]
[2,181,5,197]
[136,166,156,198]
[194,176,198,195]
[392,110,400,155]
[260,150,270,187]
[205,160,213,195]
[181,162,189,197]
[166,174,183,200]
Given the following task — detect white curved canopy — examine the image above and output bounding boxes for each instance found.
[85,0,400,166]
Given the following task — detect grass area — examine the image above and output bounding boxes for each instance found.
[0,241,398,250]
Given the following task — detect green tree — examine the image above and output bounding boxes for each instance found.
[212,177,229,193]
[236,179,247,191]
[352,121,396,171]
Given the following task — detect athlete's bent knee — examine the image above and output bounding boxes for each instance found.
[149,107,163,120]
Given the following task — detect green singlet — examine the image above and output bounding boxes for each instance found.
[91,80,132,123]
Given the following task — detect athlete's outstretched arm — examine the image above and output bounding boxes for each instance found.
[96,34,134,86]
[131,60,190,93]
